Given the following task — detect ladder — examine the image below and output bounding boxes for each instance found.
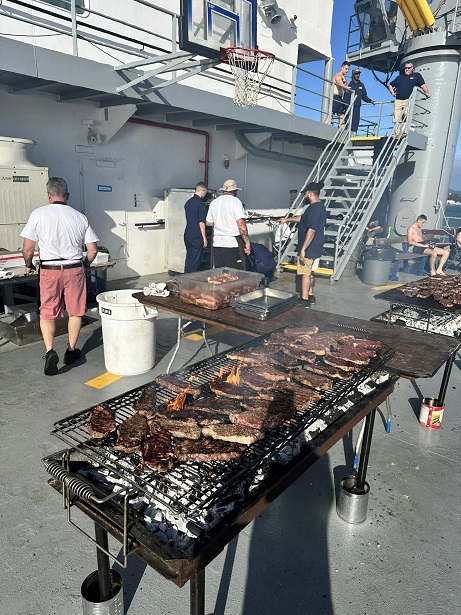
[276,91,417,281]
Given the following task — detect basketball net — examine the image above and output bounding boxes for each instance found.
[224,47,275,108]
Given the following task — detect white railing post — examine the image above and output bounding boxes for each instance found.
[71,0,78,56]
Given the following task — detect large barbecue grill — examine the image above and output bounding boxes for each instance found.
[42,326,397,614]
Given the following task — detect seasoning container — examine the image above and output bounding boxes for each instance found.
[419,397,444,429]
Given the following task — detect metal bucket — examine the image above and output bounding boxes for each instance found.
[419,397,444,429]
[337,476,370,524]
[81,570,124,615]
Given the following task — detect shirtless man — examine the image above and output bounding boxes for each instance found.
[327,61,351,127]
[407,214,449,276]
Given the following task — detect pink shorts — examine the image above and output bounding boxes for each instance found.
[39,266,87,319]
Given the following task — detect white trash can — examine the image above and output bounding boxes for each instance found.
[96,289,158,376]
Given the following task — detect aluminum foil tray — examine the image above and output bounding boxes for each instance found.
[230,288,298,320]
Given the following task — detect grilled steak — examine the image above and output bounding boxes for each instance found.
[301,362,353,380]
[87,404,116,439]
[229,409,285,430]
[323,354,360,371]
[270,351,300,367]
[175,439,246,462]
[148,415,202,440]
[132,385,157,418]
[252,365,290,382]
[114,413,148,453]
[226,347,280,365]
[274,382,322,409]
[291,369,334,391]
[209,380,259,400]
[348,339,382,351]
[240,396,297,417]
[154,374,201,399]
[142,424,174,472]
[202,423,263,444]
[281,346,318,361]
[186,397,242,415]
[238,370,286,392]
[328,348,372,365]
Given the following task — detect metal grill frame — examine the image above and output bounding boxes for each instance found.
[371,303,461,338]
[50,325,394,520]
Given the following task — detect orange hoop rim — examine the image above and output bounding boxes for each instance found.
[221,46,275,63]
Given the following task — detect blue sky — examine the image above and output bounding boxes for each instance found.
[328,1,461,190]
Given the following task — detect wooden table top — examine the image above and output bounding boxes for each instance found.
[133,292,461,379]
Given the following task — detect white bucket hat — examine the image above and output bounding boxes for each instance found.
[220,179,241,192]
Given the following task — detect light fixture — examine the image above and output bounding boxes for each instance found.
[223,155,230,169]
[259,0,282,25]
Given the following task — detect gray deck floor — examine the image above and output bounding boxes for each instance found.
[0,268,460,615]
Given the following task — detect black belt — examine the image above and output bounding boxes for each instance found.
[40,262,83,270]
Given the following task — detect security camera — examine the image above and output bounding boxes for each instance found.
[259,0,282,25]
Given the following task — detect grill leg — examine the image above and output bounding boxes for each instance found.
[356,409,376,492]
[190,569,205,615]
[95,523,112,601]
[437,350,456,406]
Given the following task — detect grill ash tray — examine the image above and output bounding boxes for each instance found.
[230,288,298,320]
[49,326,394,523]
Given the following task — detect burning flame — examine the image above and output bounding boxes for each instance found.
[225,365,240,385]
[188,375,199,382]
[167,391,187,411]
[214,366,227,379]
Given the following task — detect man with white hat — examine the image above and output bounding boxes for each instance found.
[206,179,251,269]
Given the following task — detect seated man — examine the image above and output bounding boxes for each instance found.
[407,215,449,276]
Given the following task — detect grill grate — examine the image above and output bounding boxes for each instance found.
[371,305,461,338]
[374,287,461,314]
[51,326,393,516]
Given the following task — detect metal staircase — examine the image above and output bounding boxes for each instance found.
[276,91,418,281]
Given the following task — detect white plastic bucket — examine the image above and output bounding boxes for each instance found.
[96,289,158,376]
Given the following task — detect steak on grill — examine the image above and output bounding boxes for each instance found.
[300,362,353,380]
[202,424,263,445]
[208,380,259,400]
[132,385,157,418]
[87,404,116,439]
[142,424,174,472]
[291,369,335,391]
[229,409,285,430]
[175,439,246,462]
[154,374,202,399]
[327,347,372,365]
[114,413,148,453]
[186,397,243,415]
[348,339,382,351]
[252,365,290,382]
[226,347,281,365]
[148,415,202,440]
[323,354,361,371]
[238,370,286,392]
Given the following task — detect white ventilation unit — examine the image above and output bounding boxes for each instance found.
[0,137,48,252]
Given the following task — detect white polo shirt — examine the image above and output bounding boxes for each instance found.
[206,194,246,248]
[21,203,99,262]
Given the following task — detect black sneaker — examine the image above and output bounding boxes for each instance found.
[309,295,316,305]
[64,348,82,365]
[298,298,311,308]
[44,349,59,376]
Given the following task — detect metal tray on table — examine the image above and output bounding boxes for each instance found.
[230,288,298,320]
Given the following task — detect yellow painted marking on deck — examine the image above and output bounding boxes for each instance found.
[281,263,333,276]
[351,136,381,141]
[186,325,222,341]
[86,372,123,389]
[372,283,404,290]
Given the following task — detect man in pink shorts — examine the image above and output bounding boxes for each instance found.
[21,177,99,375]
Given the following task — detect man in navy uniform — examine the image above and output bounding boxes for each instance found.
[346,68,375,136]
[184,182,208,273]
[388,61,431,124]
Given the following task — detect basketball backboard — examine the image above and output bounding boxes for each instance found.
[180,0,257,60]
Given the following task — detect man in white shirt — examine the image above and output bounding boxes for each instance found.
[21,177,99,375]
[206,179,251,269]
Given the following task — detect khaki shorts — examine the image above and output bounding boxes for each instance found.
[297,257,315,275]
[393,98,407,123]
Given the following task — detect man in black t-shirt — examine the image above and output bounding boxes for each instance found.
[184,182,208,273]
[277,181,327,308]
[388,62,431,124]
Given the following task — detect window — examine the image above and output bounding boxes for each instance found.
[42,0,85,14]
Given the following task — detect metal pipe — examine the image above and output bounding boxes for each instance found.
[70,0,78,56]
[356,409,376,492]
[322,58,334,123]
[437,350,456,406]
[128,118,210,185]
[190,569,205,615]
[95,523,112,601]
[235,130,315,167]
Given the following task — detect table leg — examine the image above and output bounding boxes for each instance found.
[437,350,456,406]
[356,409,376,492]
[95,523,112,601]
[190,569,205,615]
[385,396,392,433]
[166,316,188,374]
[201,323,213,357]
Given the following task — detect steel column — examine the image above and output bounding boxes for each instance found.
[437,350,456,405]
[95,523,112,601]
[356,408,376,491]
[190,569,205,615]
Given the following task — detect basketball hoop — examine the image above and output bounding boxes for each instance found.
[223,47,275,108]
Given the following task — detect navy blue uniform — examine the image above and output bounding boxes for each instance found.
[184,194,207,273]
[298,201,327,258]
[346,79,373,132]
[390,72,425,100]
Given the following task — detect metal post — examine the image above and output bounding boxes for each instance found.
[290,65,297,114]
[190,569,205,615]
[437,350,456,406]
[356,409,376,492]
[71,0,78,57]
[321,58,334,123]
[94,523,112,601]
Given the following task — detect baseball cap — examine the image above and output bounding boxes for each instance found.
[352,68,361,74]
[220,179,241,192]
